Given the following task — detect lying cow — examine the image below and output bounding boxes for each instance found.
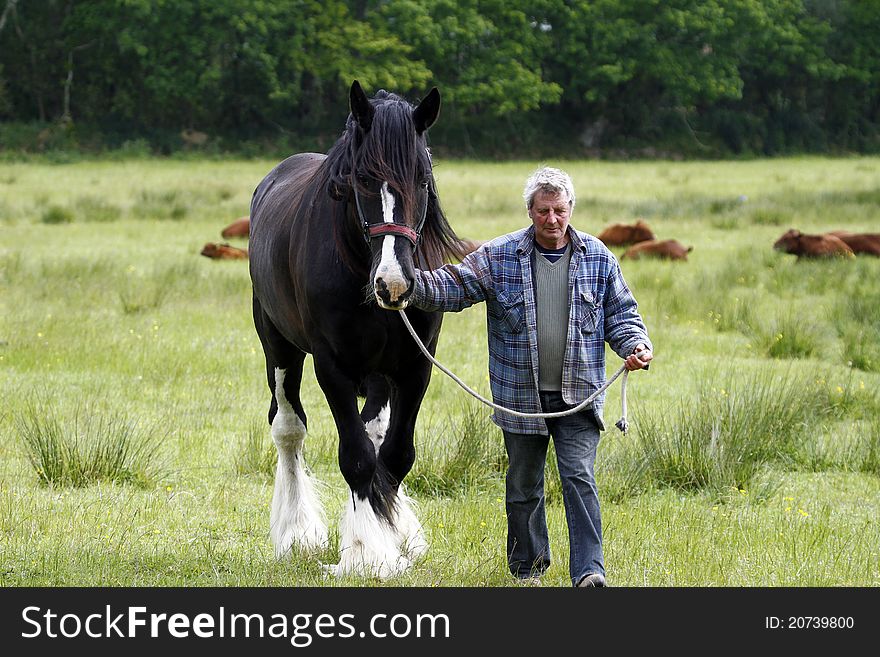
[621,239,692,261]
[221,216,250,239]
[773,229,854,259]
[826,231,880,256]
[201,242,248,260]
[597,220,656,247]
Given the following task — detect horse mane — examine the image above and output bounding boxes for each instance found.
[418,176,470,268]
[322,90,466,271]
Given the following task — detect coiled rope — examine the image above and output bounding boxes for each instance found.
[399,309,635,432]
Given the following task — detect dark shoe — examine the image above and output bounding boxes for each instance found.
[577,573,606,587]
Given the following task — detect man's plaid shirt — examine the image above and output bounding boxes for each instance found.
[411,225,652,435]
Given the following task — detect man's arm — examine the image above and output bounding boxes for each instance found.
[603,259,653,367]
[410,245,495,312]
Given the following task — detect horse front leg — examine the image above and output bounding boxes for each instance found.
[378,368,432,563]
[360,373,392,456]
[254,300,327,558]
[269,364,328,557]
[313,355,409,579]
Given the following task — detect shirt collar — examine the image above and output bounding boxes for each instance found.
[517,225,587,255]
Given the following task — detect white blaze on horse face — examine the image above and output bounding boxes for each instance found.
[375,181,409,307]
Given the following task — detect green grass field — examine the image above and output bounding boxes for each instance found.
[1,156,878,586]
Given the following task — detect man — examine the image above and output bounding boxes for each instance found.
[409,166,653,587]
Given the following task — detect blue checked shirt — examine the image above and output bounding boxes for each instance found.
[411,225,652,435]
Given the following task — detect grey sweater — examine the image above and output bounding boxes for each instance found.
[534,246,572,391]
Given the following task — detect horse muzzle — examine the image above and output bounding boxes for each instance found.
[371,229,416,309]
[373,273,413,309]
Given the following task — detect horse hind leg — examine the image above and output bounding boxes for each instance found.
[268,360,328,557]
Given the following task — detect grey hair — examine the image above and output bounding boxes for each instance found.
[522,166,576,210]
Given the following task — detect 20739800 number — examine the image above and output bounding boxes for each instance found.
[766,616,855,629]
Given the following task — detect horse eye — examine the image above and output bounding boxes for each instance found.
[356,173,371,186]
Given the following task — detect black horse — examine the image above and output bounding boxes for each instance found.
[249,81,468,577]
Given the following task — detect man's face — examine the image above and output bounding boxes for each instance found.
[529,189,571,250]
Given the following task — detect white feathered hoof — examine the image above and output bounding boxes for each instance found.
[270,462,329,557]
[333,494,411,579]
[269,430,328,556]
[270,367,328,556]
[394,486,428,561]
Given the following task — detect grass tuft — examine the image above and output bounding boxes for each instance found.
[40,205,74,224]
[630,370,832,496]
[133,189,189,221]
[75,196,122,223]
[751,314,823,359]
[15,402,168,488]
[118,281,169,315]
[117,262,196,314]
[234,420,276,477]
[833,278,880,372]
[408,402,505,497]
[861,417,880,477]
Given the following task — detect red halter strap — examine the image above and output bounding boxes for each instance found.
[365,222,420,245]
[354,178,428,248]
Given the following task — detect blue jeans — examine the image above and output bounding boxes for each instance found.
[503,390,604,586]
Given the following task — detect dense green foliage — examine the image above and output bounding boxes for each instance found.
[1,0,879,157]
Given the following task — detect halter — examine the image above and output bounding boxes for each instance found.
[354,181,429,248]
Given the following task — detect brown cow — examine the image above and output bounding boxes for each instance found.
[221,216,250,239]
[621,239,692,261]
[597,220,656,246]
[826,231,880,256]
[773,229,854,259]
[201,242,248,260]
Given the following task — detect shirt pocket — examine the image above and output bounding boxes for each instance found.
[579,290,600,334]
[494,289,525,334]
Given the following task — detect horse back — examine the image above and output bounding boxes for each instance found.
[250,153,326,234]
[249,153,327,349]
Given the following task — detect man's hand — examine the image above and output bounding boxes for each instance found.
[624,344,653,371]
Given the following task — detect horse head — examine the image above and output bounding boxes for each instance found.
[334,80,441,309]
[773,228,802,253]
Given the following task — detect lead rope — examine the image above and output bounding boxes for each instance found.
[398,309,633,432]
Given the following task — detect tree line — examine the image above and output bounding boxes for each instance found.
[1,0,878,157]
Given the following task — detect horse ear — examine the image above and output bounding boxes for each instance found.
[350,80,374,133]
[413,87,440,134]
